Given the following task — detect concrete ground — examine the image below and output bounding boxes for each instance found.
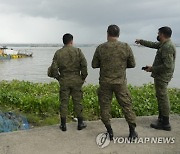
[0,115,179,154]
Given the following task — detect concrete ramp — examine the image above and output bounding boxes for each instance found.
[0,115,179,154]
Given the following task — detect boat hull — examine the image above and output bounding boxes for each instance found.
[0,55,11,60]
[0,54,32,60]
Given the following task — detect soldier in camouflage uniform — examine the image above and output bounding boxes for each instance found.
[135,26,176,131]
[92,25,138,140]
[48,33,88,131]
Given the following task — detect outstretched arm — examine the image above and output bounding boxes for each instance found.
[135,39,161,49]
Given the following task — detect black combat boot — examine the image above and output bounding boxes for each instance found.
[128,124,138,141]
[77,117,87,130]
[150,112,163,129]
[150,116,171,131]
[105,124,113,141]
[162,116,171,131]
[59,117,67,131]
[158,112,163,123]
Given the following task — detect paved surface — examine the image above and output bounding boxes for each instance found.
[0,115,179,154]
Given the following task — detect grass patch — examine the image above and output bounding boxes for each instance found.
[0,80,179,127]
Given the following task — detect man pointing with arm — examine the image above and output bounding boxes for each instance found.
[135,26,176,131]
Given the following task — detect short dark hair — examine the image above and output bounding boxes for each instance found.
[63,33,73,45]
[107,25,120,37]
[158,26,172,38]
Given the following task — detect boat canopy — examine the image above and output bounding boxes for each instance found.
[3,49,18,55]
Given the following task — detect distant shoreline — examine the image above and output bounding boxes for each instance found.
[1,43,180,48]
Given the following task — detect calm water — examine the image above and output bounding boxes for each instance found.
[0,46,179,88]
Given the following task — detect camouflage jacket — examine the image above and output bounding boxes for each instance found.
[140,39,176,82]
[92,40,136,84]
[49,45,88,85]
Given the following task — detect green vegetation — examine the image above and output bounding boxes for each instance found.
[0,80,179,127]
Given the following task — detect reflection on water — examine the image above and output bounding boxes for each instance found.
[0,46,179,88]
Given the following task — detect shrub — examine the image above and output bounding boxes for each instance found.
[0,80,179,126]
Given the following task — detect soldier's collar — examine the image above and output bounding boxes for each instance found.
[63,45,73,48]
[161,38,171,44]
[108,39,118,42]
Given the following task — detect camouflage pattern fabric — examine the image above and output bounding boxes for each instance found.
[139,39,176,82]
[154,79,170,117]
[92,40,136,126]
[49,45,88,118]
[139,39,176,117]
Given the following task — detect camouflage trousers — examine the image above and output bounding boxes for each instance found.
[98,83,136,126]
[154,79,170,117]
[59,83,83,118]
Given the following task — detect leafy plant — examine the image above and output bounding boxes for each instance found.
[0,80,179,126]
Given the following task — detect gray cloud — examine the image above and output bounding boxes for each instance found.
[0,0,180,43]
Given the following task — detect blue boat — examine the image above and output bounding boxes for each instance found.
[0,54,11,60]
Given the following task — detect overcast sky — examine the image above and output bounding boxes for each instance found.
[0,0,180,44]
